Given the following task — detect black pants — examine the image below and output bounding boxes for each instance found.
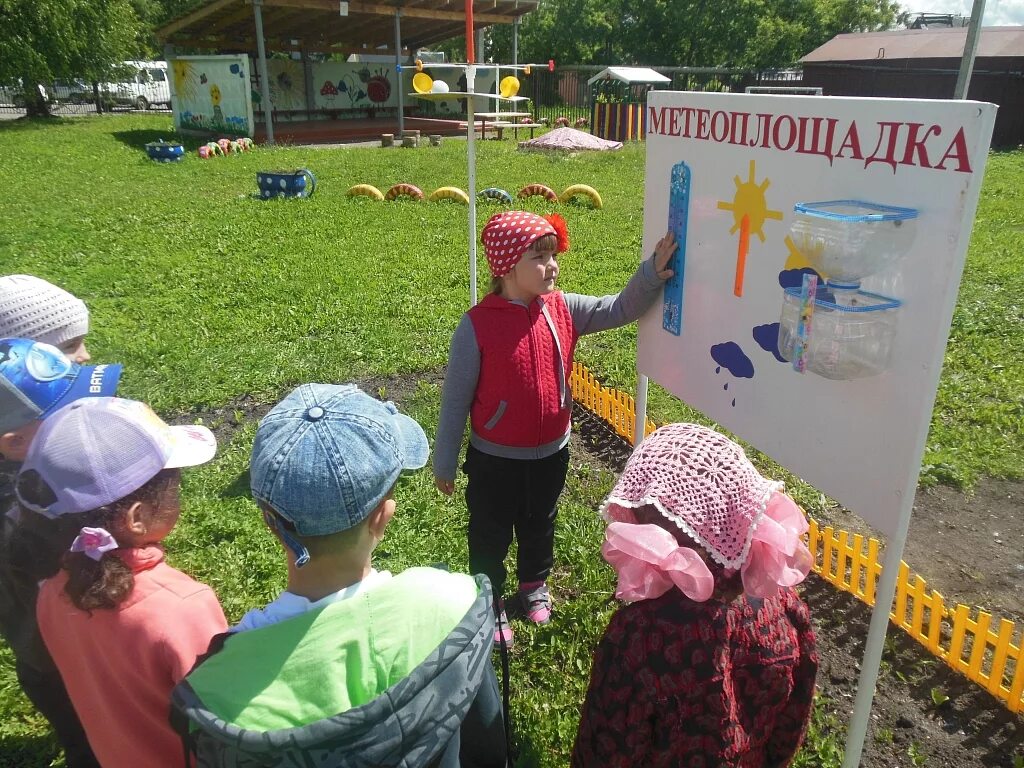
[465,445,570,599]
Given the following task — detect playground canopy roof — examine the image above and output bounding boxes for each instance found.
[586,67,671,86]
[157,0,539,55]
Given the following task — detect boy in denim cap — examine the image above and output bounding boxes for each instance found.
[171,384,507,768]
[0,337,121,768]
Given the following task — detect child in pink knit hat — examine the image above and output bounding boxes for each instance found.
[434,210,676,647]
[573,423,818,768]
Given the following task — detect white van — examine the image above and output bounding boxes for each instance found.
[99,61,171,110]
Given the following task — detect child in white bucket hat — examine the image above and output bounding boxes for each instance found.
[18,398,227,768]
[0,275,92,363]
[573,423,818,768]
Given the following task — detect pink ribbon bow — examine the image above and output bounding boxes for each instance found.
[602,522,715,603]
[739,492,814,598]
[70,527,119,561]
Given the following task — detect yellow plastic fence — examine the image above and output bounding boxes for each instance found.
[569,361,1024,714]
[569,363,656,444]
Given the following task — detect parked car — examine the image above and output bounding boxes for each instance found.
[53,80,92,104]
[98,61,171,110]
[0,82,54,108]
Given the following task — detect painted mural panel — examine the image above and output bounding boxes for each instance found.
[171,55,253,135]
[265,58,307,112]
[300,62,497,115]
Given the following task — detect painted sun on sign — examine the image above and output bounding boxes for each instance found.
[172,60,198,103]
[717,160,783,297]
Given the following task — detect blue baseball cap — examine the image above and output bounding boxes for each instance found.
[250,384,429,537]
[0,338,122,434]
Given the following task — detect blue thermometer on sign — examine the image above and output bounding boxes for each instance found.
[663,161,690,336]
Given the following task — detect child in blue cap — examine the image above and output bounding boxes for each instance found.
[0,337,121,768]
[171,384,507,768]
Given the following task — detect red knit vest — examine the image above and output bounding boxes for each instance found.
[467,291,578,449]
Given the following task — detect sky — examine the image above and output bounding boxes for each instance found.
[902,0,1024,26]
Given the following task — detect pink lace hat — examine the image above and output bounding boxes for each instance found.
[600,423,812,601]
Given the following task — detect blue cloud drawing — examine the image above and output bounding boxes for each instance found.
[753,323,786,363]
[710,342,754,378]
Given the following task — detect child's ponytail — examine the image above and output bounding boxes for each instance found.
[57,468,178,612]
[62,517,134,612]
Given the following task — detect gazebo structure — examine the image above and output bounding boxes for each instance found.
[157,0,538,144]
[586,66,670,142]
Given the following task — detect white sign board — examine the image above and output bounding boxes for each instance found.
[639,92,996,534]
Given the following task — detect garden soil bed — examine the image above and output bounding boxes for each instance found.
[177,374,1024,767]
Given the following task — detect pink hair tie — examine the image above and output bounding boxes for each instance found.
[602,522,715,603]
[70,527,118,561]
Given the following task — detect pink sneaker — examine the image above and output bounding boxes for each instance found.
[494,601,514,648]
[517,582,552,625]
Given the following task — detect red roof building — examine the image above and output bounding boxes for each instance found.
[800,27,1024,146]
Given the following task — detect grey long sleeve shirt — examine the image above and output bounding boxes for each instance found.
[433,255,665,482]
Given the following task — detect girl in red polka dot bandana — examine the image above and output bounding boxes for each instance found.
[481,210,568,291]
[435,210,676,648]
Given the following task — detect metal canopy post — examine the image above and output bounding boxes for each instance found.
[163,44,178,117]
[395,10,404,135]
[252,0,274,144]
[512,16,519,65]
[954,0,987,99]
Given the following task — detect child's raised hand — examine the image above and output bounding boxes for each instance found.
[435,476,455,496]
[653,231,677,280]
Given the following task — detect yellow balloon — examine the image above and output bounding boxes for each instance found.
[499,76,520,98]
[412,72,433,94]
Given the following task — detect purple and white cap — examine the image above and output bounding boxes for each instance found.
[16,397,217,518]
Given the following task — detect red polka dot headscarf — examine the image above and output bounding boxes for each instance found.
[481,211,569,278]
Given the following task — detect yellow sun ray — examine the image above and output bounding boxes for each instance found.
[717,160,784,295]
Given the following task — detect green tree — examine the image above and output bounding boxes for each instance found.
[0,0,143,116]
[480,0,899,68]
[130,0,204,57]
[487,0,624,65]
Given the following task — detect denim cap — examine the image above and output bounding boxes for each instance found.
[250,383,429,536]
[0,338,121,434]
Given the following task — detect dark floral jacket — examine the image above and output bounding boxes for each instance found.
[573,586,818,768]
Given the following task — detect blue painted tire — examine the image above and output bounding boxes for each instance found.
[478,187,513,204]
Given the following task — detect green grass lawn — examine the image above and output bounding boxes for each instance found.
[0,114,1021,767]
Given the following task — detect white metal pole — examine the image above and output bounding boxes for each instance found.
[395,11,404,134]
[467,64,478,307]
[513,17,519,65]
[252,0,274,144]
[954,0,987,99]
[841,482,917,767]
[633,374,649,446]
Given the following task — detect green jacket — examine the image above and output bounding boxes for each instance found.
[172,568,507,768]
